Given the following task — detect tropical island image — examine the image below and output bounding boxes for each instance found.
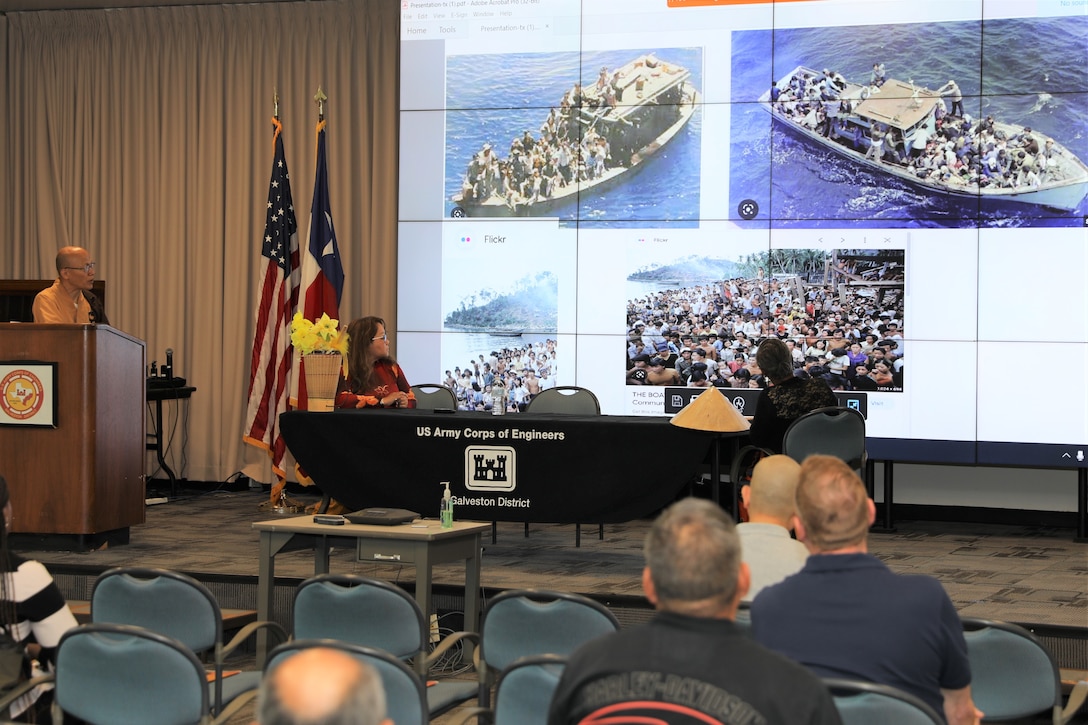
[444,271,558,333]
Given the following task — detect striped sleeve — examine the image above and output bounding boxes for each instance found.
[11,559,78,660]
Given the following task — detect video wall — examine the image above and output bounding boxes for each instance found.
[397,0,1088,467]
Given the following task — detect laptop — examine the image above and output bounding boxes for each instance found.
[344,508,421,526]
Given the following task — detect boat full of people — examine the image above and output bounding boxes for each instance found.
[759,65,1088,212]
[452,54,699,217]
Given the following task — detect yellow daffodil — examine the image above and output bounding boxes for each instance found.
[290,312,350,365]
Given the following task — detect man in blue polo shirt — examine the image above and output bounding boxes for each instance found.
[751,455,983,725]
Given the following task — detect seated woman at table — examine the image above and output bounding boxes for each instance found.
[747,337,836,453]
[334,316,416,409]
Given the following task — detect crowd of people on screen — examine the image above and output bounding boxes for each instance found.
[626,271,905,393]
[445,338,560,412]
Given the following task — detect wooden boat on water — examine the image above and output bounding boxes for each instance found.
[759,65,1088,212]
[451,55,699,217]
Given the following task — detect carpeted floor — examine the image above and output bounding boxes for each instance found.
[16,488,1086,629]
[12,488,1087,724]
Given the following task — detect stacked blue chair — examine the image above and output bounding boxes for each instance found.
[476,589,618,708]
[266,639,428,725]
[292,574,478,717]
[90,566,287,717]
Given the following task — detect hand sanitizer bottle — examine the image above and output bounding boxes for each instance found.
[440,481,454,529]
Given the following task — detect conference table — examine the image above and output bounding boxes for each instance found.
[279,409,717,524]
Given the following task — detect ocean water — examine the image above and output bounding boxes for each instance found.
[729,16,1088,228]
[444,48,703,228]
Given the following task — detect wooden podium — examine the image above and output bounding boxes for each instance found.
[0,324,145,541]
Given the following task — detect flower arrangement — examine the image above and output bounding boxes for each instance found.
[290,312,349,373]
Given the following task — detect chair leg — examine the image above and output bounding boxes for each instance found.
[491,520,497,544]
[524,522,529,538]
[575,523,581,547]
[598,523,604,540]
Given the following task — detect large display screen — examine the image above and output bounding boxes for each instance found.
[397,0,1088,467]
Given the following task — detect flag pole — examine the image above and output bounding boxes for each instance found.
[268,89,306,515]
[245,90,306,514]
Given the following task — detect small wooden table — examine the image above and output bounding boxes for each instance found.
[252,515,489,665]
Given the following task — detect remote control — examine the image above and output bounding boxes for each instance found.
[313,514,346,525]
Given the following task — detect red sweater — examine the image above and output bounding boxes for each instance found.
[334,359,416,409]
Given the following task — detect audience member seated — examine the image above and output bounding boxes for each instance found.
[0,474,79,722]
[737,455,809,602]
[547,498,842,725]
[748,338,836,452]
[751,456,983,725]
[257,646,391,725]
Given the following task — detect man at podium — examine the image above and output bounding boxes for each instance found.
[32,246,107,325]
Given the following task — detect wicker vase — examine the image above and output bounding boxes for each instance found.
[304,353,342,412]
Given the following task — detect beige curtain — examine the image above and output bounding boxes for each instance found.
[1,0,399,483]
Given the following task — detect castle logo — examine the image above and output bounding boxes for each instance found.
[465,446,516,492]
[0,369,45,421]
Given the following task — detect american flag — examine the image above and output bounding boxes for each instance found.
[243,117,300,481]
[294,117,345,410]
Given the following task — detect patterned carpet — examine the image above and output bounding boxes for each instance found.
[14,489,1087,724]
[16,488,1086,630]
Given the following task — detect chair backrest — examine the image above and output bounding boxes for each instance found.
[525,386,600,415]
[481,589,619,675]
[92,566,229,713]
[781,405,866,470]
[293,574,426,661]
[961,617,1061,721]
[91,567,221,653]
[493,654,567,725]
[267,639,427,725]
[823,678,944,725]
[410,383,457,411]
[53,623,210,725]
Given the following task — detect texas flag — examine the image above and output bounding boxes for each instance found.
[301,118,344,321]
[295,118,345,409]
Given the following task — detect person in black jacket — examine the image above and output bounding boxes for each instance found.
[748,338,836,453]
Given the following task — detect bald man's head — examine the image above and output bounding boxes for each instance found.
[258,647,390,725]
[745,455,802,525]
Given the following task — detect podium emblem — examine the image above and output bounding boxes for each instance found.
[1,369,44,420]
[0,363,57,427]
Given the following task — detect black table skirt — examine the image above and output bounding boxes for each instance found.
[279,409,716,524]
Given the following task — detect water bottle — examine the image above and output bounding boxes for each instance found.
[491,379,506,415]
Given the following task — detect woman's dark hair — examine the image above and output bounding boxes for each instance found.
[755,337,793,383]
[344,316,393,393]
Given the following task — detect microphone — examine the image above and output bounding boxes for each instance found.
[82,290,110,326]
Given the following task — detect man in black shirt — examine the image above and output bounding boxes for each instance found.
[547,498,842,725]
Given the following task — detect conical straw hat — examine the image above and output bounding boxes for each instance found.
[669,386,751,432]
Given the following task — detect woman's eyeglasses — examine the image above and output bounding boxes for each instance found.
[372,334,388,341]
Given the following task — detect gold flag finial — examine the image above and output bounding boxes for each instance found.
[314,87,328,119]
